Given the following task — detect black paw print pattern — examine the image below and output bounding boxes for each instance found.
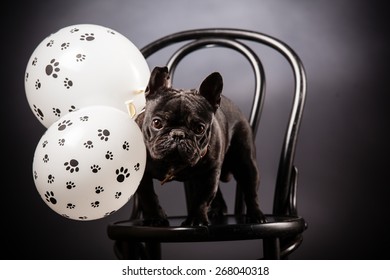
[57,119,72,131]
[64,159,79,173]
[104,210,116,217]
[80,33,95,41]
[60,42,70,50]
[53,108,61,117]
[64,78,73,89]
[98,129,110,141]
[42,140,48,148]
[46,40,54,47]
[58,138,65,146]
[122,141,130,151]
[90,164,101,173]
[80,115,89,122]
[65,181,76,190]
[47,174,55,184]
[45,59,60,78]
[91,201,100,208]
[45,191,57,204]
[116,167,130,183]
[43,154,49,163]
[35,79,41,89]
[134,163,140,171]
[84,140,93,149]
[33,105,44,121]
[105,151,113,160]
[67,203,75,209]
[68,105,77,113]
[76,54,86,62]
[95,186,104,194]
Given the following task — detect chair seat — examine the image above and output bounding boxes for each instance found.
[107,215,307,243]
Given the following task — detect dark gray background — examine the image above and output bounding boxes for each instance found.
[3,0,389,259]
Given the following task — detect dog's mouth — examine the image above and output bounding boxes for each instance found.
[170,140,195,159]
[149,137,202,166]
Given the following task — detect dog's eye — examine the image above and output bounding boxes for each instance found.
[194,124,205,134]
[152,119,163,130]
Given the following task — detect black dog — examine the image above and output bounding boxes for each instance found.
[135,66,265,226]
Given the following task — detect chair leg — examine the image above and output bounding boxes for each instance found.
[114,241,146,259]
[263,238,281,259]
[145,242,162,259]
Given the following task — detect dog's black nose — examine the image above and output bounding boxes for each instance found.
[170,129,185,140]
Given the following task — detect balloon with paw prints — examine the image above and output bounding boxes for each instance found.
[24,24,149,128]
[32,106,146,221]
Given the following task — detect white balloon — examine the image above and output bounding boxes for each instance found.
[25,24,149,128]
[32,106,146,221]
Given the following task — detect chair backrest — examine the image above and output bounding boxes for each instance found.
[131,28,307,218]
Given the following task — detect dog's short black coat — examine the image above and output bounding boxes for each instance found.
[135,66,265,226]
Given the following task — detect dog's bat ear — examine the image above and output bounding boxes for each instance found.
[145,66,171,98]
[199,72,223,112]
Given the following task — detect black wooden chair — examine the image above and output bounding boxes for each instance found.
[107,28,307,259]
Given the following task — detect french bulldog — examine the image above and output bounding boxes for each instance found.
[135,66,265,226]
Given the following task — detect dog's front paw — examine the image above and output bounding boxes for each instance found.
[181,215,209,227]
[246,209,267,224]
[208,193,227,220]
[142,206,169,226]
[208,208,225,221]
